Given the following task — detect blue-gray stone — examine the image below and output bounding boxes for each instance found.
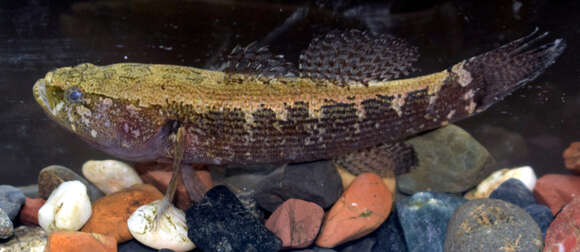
[0,208,14,239]
[397,192,466,252]
[0,185,25,221]
[444,199,543,252]
[524,204,553,238]
[490,178,536,208]
[337,236,376,252]
[186,185,282,252]
[373,208,407,252]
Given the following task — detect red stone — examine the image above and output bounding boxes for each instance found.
[265,199,324,249]
[564,142,580,172]
[139,163,212,209]
[18,198,45,226]
[544,196,580,252]
[45,231,117,252]
[316,173,393,248]
[534,174,580,215]
[81,184,163,243]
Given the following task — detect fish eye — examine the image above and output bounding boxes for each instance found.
[66,88,83,102]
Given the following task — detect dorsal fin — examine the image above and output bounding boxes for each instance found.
[299,29,419,86]
[223,42,297,80]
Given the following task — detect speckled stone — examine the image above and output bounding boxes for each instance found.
[0,208,13,239]
[444,199,543,252]
[397,192,466,252]
[186,185,282,252]
[0,185,26,221]
[544,196,580,252]
[38,165,104,202]
[0,226,47,252]
[398,124,495,194]
[255,161,343,212]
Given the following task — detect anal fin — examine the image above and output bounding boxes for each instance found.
[333,141,417,177]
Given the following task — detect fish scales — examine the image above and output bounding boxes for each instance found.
[33,30,566,166]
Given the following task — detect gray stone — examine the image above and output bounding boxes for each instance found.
[0,208,13,239]
[0,185,25,221]
[0,226,46,251]
[16,184,39,198]
[398,124,495,194]
[37,165,104,202]
[397,192,466,252]
[444,198,543,252]
[255,160,343,212]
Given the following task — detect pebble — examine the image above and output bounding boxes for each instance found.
[17,184,39,198]
[372,208,407,252]
[489,178,536,208]
[82,160,143,194]
[397,192,466,252]
[81,184,163,243]
[564,142,580,172]
[533,174,580,215]
[128,200,195,252]
[316,173,392,248]
[337,236,376,252]
[38,165,104,202]
[336,166,396,197]
[0,208,13,239]
[464,166,537,199]
[255,160,343,212]
[544,196,580,252]
[444,199,543,252]
[0,185,26,221]
[19,197,46,226]
[117,239,158,252]
[38,180,92,233]
[186,185,282,252]
[398,124,495,194]
[265,199,324,249]
[524,204,553,238]
[45,231,116,252]
[0,226,46,252]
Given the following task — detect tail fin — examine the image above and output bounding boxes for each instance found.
[463,29,566,111]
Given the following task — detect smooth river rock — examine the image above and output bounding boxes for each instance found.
[82,159,143,194]
[265,199,324,249]
[489,178,536,208]
[372,208,407,252]
[38,180,92,233]
[0,226,47,252]
[533,174,580,215]
[465,166,537,199]
[38,165,104,202]
[0,185,26,221]
[544,196,580,252]
[444,198,543,252]
[397,192,465,252]
[398,124,495,194]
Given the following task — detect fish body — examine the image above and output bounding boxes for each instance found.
[32,30,565,166]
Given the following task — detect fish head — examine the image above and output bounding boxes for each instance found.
[33,63,170,162]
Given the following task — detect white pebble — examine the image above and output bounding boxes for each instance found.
[82,160,142,194]
[465,166,537,199]
[38,181,92,233]
[127,200,195,252]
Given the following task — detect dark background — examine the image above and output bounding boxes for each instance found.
[1,0,578,186]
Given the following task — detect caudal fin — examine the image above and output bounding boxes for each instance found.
[463,28,566,111]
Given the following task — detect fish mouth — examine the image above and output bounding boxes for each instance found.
[33,77,51,112]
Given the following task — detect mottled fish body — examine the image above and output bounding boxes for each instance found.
[33,30,566,168]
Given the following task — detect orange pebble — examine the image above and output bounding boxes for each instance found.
[45,231,117,252]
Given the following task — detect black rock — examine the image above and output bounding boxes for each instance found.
[444,199,543,252]
[255,160,343,212]
[525,203,553,238]
[373,209,407,252]
[186,185,282,252]
[118,240,157,252]
[489,178,536,208]
[0,185,25,221]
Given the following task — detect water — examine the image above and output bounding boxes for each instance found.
[1,0,578,185]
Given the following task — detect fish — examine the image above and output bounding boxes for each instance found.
[32,29,565,218]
